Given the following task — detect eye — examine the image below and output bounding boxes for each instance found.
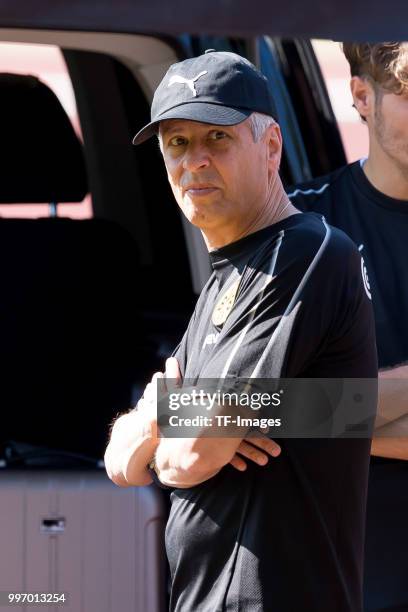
[209,130,228,141]
[168,135,187,147]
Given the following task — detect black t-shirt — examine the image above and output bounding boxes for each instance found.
[165,212,377,612]
[288,160,408,369]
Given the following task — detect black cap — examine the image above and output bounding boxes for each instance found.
[132,50,275,145]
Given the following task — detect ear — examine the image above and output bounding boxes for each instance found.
[350,76,375,121]
[267,122,282,170]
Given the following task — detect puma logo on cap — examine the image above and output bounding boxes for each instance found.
[167,71,208,97]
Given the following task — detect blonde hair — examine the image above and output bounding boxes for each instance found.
[342,42,408,95]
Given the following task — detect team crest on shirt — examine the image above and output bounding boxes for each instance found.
[212,279,241,326]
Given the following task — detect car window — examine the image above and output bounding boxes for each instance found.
[312,39,369,162]
[0,42,92,219]
[179,35,247,57]
[259,37,311,186]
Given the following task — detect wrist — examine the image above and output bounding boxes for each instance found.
[121,435,159,485]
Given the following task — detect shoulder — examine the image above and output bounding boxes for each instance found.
[286,163,357,211]
[270,216,369,332]
[243,215,360,306]
[271,213,362,289]
[276,212,358,260]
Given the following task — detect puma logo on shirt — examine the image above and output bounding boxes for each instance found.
[202,332,219,348]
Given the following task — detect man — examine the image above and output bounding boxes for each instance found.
[288,42,408,611]
[104,51,377,611]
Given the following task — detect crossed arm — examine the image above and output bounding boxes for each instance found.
[371,364,408,460]
[104,357,281,488]
[104,359,408,489]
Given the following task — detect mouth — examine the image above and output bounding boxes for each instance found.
[184,185,219,197]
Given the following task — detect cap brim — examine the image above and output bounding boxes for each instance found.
[132,103,252,145]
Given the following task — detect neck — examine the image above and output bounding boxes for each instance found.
[203,178,300,251]
[364,144,408,201]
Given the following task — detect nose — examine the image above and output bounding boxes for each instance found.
[182,143,210,172]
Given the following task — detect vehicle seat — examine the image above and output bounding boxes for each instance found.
[0,73,156,461]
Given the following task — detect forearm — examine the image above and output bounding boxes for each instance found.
[154,436,239,488]
[375,365,408,428]
[371,365,408,460]
[371,437,408,460]
[371,413,408,460]
[104,410,159,487]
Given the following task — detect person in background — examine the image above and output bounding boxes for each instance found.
[288,41,408,612]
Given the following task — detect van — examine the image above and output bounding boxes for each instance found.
[0,17,366,612]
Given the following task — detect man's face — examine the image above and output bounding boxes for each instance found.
[159,118,279,235]
[371,86,408,177]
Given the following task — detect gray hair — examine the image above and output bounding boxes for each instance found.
[156,111,276,151]
[247,111,277,142]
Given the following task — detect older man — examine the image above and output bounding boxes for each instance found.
[104,51,377,612]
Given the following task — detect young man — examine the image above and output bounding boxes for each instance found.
[104,51,377,611]
[288,42,408,612]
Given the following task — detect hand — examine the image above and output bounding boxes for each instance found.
[164,356,182,387]
[136,357,182,438]
[229,433,281,471]
[146,361,281,474]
